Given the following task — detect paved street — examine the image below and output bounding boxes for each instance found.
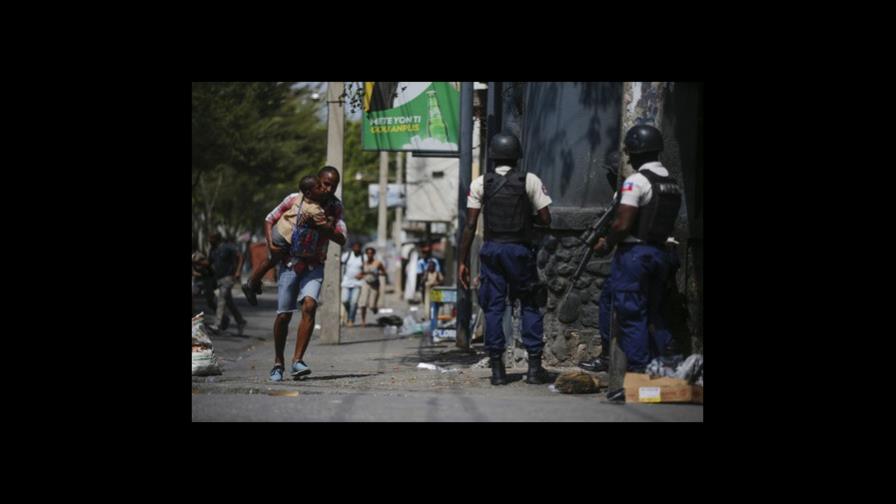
[192,286,703,422]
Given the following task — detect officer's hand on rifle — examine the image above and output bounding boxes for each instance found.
[459,263,471,290]
[592,237,610,257]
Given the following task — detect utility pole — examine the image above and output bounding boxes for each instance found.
[378,151,389,247]
[456,82,473,350]
[393,152,404,289]
[320,82,344,345]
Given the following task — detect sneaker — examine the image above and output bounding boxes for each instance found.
[242,282,258,306]
[270,365,285,382]
[290,360,312,378]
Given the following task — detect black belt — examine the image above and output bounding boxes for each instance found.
[619,241,663,249]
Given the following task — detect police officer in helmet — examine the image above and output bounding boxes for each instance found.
[459,132,554,386]
[589,124,682,403]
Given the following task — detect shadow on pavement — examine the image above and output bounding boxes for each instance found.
[301,373,378,381]
[403,346,483,367]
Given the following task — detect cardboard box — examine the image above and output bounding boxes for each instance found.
[624,373,703,404]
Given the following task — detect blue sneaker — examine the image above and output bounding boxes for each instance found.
[290,360,311,379]
[270,365,284,382]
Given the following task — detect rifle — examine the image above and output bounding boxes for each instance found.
[556,191,621,322]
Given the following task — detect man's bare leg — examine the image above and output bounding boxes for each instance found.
[293,297,317,362]
[273,312,292,367]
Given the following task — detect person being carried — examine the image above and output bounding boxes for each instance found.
[242,174,335,304]
[286,175,337,271]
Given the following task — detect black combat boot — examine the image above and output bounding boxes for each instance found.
[604,388,626,404]
[489,354,507,386]
[578,345,610,373]
[525,350,551,384]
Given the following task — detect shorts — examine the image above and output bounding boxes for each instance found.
[270,227,290,255]
[277,261,324,314]
[360,281,380,308]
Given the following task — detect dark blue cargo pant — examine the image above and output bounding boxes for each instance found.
[478,241,544,356]
[605,243,673,369]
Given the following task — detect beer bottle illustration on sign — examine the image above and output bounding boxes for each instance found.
[426,90,448,143]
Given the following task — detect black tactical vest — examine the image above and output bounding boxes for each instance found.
[483,170,533,244]
[633,169,682,245]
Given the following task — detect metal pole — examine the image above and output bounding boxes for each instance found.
[393,152,404,295]
[378,151,389,247]
[320,82,344,345]
[394,152,404,249]
[456,82,473,350]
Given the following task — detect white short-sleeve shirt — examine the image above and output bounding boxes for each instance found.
[466,165,552,213]
[619,161,670,243]
[341,252,365,288]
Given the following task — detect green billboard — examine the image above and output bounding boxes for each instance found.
[362,82,459,152]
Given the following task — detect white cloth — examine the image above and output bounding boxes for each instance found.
[404,250,419,301]
[401,243,416,260]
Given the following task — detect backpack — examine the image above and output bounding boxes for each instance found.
[289,195,321,258]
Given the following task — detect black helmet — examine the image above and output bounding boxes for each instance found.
[489,133,521,160]
[623,124,663,154]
